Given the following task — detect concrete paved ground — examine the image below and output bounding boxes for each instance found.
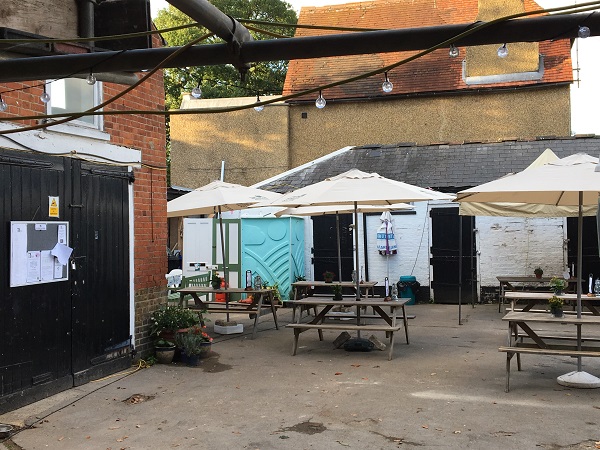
[1,304,600,449]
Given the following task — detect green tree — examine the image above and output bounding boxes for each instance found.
[154,1,297,110]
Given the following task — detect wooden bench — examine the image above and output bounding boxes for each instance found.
[499,343,600,392]
[287,323,403,360]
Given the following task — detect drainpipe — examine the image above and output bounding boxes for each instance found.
[166,0,252,79]
[77,0,96,48]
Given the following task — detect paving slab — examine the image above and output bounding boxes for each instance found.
[1,304,600,449]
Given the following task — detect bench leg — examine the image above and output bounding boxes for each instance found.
[292,329,300,355]
[388,331,396,360]
[516,353,521,371]
[505,352,513,392]
[402,305,410,344]
[270,303,279,330]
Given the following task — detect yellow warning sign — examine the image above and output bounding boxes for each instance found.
[49,196,59,218]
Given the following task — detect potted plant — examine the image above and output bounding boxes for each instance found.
[263,281,281,305]
[550,276,567,295]
[548,295,564,317]
[331,283,343,300]
[534,267,544,279]
[176,325,213,366]
[211,273,222,289]
[149,305,202,341]
[323,270,335,283]
[154,339,176,364]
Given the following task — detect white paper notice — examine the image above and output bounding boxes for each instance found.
[54,258,63,279]
[10,223,28,286]
[26,251,41,283]
[51,243,73,265]
[40,250,54,281]
[57,225,67,245]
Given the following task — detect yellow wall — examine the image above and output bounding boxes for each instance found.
[170,86,570,187]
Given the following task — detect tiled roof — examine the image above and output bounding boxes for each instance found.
[283,0,572,101]
[256,136,600,193]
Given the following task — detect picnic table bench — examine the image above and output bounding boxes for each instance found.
[500,311,600,392]
[287,298,409,360]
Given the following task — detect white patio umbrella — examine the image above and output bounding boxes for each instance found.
[275,203,413,281]
[167,180,281,320]
[456,153,600,388]
[262,169,454,300]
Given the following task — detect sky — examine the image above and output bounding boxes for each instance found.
[149,0,600,135]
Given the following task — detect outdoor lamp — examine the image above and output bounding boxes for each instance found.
[245,270,253,290]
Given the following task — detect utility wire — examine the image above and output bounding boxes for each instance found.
[0,3,597,131]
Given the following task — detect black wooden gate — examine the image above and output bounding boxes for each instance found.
[312,214,354,290]
[0,149,131,413]
[567,216,600,291]
[430,207,476,304]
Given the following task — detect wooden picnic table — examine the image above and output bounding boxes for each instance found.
[503,291,600,316]
[287,298,409,360]
[499,311,600,392]
[497,276,580,312]
[176,286,279,339]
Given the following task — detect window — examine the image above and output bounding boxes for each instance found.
[46,78,103,130]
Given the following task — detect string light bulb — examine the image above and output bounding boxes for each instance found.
[578,25,591,38]
[315,91,326,109]
[497,43,508,58]
[449,44,459,58]
[0,95,7,112]
[191,83,202,99]
[381,72,393,93]
[40,91,50,103]
[86,71,97,85]
[253,94,264,112]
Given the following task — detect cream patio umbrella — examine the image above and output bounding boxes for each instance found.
[261,169,454,300]
[167,180,282,320]
[456,153,600,388]
[274,203,413,282]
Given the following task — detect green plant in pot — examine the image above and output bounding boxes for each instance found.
[154,338,176,364]
[331,283,343,300]
[550,276,567,295]
[211,273,222,289]
[176,325,213,366]
[149,305,202,340]
[323,270,335,283]
[548,295,564,317]
[534,267,544,279]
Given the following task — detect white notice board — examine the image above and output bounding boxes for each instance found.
[10,221,71,287]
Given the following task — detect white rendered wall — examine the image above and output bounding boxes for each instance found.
[365,202,432,288]
[476,216,567,286]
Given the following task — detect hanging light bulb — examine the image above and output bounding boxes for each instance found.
[191,83,202,99]
[449,44,459,58]
[253,94,264,112]
[40,91,50,103]
[578,25,591,38]
[86,71,97,85]
[497,43,508,58]
[315,91,326,109]
[381,72,393,93]
[0,95,7,112]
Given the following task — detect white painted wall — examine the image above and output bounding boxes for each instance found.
[366,202,432,288]
[476,216,567,286]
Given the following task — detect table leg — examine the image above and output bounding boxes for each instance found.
[292,329,300,355]
[251,294,264,340]
[268,292,279,330]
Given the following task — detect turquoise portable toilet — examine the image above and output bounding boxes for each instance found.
[241,217,305,302]
[398,276,418,305]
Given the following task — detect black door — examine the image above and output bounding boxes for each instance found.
[0,149,131,413]
[312,214,354,290]
[567,216,600,293]
[430,207,476,304]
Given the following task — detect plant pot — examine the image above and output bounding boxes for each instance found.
[197,342,212,358]
[155,347,176,364]
[551,308,564,318]
[324,278,333,283]
[535,274,542,279]
[553,289,563,295]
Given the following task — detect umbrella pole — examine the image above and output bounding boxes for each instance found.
[354,202,362,337]
[218,206,230,323]
[557,192,600,388]
[336,213,342,281]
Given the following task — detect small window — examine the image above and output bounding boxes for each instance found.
[46,78,103,130]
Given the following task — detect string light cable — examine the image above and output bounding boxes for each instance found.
[0,2,598,130]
